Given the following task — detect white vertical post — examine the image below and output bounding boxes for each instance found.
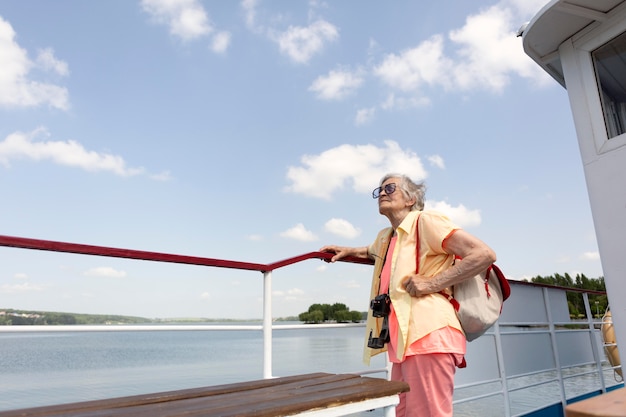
[492,321,511,417]
[263,270,273,379]
[383,403,398,417]
[384,360,396,416]
[582,292,608,392]
[543,287,567,411]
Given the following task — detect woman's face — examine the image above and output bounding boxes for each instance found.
[377,177,413,216]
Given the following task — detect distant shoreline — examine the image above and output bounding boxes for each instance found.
[0,309,299,325]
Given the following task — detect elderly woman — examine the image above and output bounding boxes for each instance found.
[320,173,496,417]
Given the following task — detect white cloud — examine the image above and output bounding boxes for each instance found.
[285,140,426,199]
[425,200,482,228]
[84,267,127,279]
[448,4,548,92]
[274,288,304,297]
[428,155,445,169]
[341,280,361,289]
[0,128,161,178]
[142,0,233,53]
[149,170,173,181]
[285,288,305,301]
[14,273,28,280]
[506,0,551,19]
[0,282,44,293]
[371,0,550,102]
[280,223,318,242]
[273,20,339,64]
[380,93,430,111]
[241,0,261,32]
[374,35,453,92]
[355,107,376,126]
[36,48,69,76]
[200,291,211,300]
[242,2,338,63]
[247,234,263,241]
[273,287,305,302]
[0,16,69,110]
[309,68,363,100]
[211,31,232,53]
[324,218,361,239]
[141,0,213,41]
[581,251,600,261]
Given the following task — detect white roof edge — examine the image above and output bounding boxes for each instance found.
[521,0,623,88]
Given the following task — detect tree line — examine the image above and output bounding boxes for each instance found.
[524,272,607,318]
[298,303,365,324]
[298,273,608,324]
[0,309,153,326]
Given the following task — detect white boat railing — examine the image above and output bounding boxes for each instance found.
[451,281,622,417]
[0,234,622,417]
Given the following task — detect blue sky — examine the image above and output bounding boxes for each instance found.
[0,0,602,319]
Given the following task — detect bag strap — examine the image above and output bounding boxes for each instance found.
[414,213,460,311]
[377,229,394,296]
[414,213,422,275]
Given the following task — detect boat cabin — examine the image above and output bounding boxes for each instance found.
[522,0,626,360]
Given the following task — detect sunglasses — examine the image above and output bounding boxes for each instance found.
[372,183,397,199]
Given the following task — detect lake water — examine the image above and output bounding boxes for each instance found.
[0,324,389,413]
[0,324,622,416]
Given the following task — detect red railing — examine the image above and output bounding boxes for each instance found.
[0,235,373,272]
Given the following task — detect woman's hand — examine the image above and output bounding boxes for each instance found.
[319,245,369,263]
[319,245,351,262]
[402,274,436,297]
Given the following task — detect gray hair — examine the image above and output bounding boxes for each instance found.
[379,173,426,211]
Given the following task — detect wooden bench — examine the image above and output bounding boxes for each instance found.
[0,373,410,417]
[565,387,626,417]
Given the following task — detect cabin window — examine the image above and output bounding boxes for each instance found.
[592,32,626,139]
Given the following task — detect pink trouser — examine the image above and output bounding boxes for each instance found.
[391,353,458,417]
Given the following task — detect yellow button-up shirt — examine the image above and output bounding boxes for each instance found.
[363,210,463,364]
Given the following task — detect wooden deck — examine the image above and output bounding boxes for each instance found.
[565,387,626,417]
[0,373,410,417]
